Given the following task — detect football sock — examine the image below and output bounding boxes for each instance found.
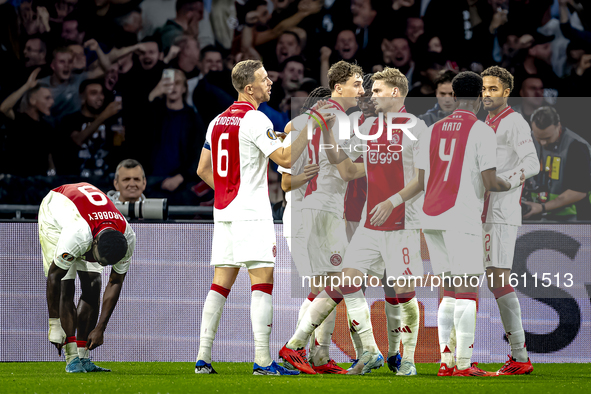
[349,323,364,360]
[398,292,419,364]
[251,283,273,367]
[454,293,477,370]
[342,286,379,354]
[493,285,528,362]
[438,291,455,367]
[385,296,401,358]
[296,293,315,329]
[287,289,341,350]
[312,308,336,366]
[197,284,230,364]
[65,337,78,364]
[77,340,89,359]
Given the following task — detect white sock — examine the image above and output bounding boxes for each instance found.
[312,308,336,366]
[438,295,455,366]
[65,342,78,365]
[287,290,340,349]
[343,289,378,354]
[448,325,457,367]
[385,298,401,358]
[78,345,89,360]
[297,298,313,329]
[399,295,419,364]
[349,326,364,360]
[197,286,229,364]
[495,287,528,362]
[251,284,273,367]
[454,296,477,370]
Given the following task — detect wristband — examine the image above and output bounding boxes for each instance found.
[49,318,61,327]
[387,193,403,209]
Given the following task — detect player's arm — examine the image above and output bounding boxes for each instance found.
[269,123,310,168]
[46,262,69,354]
[369,169,425,227]
[481,168,522,192]
[319,117,349,165]
[281,161,320,192]
[499,122,540,181]
[197,147,214,189]
[86,271,126,350]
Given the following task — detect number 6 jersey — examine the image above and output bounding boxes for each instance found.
[205,101,281,222]
[417,109,497,235]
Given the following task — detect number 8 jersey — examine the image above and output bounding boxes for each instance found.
[205,101,281,222]
[417,109,498,235]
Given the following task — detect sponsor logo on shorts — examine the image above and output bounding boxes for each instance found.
[272,245,277,257]
[61,253,75,262]
[330,253,342,266]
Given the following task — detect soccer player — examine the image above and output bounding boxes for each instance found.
[40,182,136,373]
[394,71,524,376]
[279,61,366,374]
[194,60,312,376]
[314,67,429,375]
[481,66,538,375]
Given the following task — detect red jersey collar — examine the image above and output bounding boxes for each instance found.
[233,101,256,111]
[93,222,118,238]
[453,109,478,120]
[327,98,346,113]
[485,105,513,125]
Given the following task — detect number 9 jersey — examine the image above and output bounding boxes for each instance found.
[205,101,282,222]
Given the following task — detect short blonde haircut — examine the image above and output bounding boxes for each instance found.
[231,60,263,93]
[372,67,409,97]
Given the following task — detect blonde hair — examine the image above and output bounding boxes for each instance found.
[372,67,409,97]
[231,60,263,93]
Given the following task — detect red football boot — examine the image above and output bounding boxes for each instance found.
[437,363,454,376]
[496,355,533,375]
[312,359,348,374]
[279,345,317,374]
[452,362,496,377]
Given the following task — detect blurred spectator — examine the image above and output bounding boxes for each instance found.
[275,30,302,67]
[186,44,224,107]
[61,12,85,45]
[159,0,204,53]
[108,159,147,203]
[268,55,305,111]
[114,8,144,37]
[418,69,458,127]
[376,36,415,87]
[514,75,545,123]
[147,69,205,203]
[407,51,447,115]
[406,17,424,44]
[19,1,51,36]
[24,36,47,68]
[0,68,55,176]
[68,44,86,72]
[525,106,591,221]
[512,32,560,95]
[57,79,122,177]
[168,35,201,78]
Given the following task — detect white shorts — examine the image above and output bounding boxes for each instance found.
[286,236,313,277]
[342,227,423,280]
[483,223,518,270]
[38,200,102,281]
[423,229,484,276]
[211,220,275,269]
[300,209,348,276]
[345,221,360,243]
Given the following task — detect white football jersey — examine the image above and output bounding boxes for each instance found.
[417,109,497,235]
[300,100,359,217]
[205,101,282,222]
[482,107,539,226]
[277,114,309,237]
[345,106,428,231]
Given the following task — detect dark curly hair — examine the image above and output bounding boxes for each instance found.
[481,65,514,93]
[452,71,483,99]
[327,61,363,92]
[300,86,331,115]
[97,229,128,265]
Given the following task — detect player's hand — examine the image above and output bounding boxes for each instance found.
[522,201,543,219]
[48,318,66,356]
[86,328,104,350]
[369,200,394,227]
[303,160,320,181]
[519,169,525,186]
[101,100,122,119]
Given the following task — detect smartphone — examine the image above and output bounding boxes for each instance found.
[162,69,175,94]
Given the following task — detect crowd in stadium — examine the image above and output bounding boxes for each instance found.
[1,0,590,219]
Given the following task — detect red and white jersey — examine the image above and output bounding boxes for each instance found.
[206,101,281,222]
[345,106,428,231]
[46,183,135,273]
[277,114,309,237]
[301,99,357,217]
[344,155,367,223]
[482,106,538,226]
[418,109,497,235]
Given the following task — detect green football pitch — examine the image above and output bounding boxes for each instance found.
[1,362,590,393]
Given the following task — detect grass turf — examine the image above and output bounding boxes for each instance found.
[1,362,590,394]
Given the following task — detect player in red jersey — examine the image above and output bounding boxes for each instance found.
[279,61,366,375]
[395,71,524,376]
[194,60,313,376]
[481,66,538,375]
[39,182,136,373]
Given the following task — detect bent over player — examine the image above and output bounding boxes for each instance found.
[40,182,136,373]
[194,60,311,375]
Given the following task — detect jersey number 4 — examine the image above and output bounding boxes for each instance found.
[439,138,456,181]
